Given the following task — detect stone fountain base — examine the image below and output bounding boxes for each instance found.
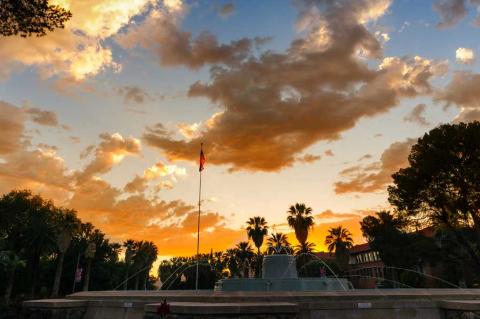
[23,289,480,319]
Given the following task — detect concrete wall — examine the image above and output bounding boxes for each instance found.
[23,289,480,319]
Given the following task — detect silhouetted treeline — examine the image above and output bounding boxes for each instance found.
[0,189,158,314]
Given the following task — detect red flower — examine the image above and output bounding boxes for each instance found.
[156,299,170,316]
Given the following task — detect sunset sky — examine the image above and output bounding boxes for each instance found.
[1,0,480,259]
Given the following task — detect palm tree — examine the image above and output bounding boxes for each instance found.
[82,225,100,292]
[287,203,314,246]
[123,239,135,290]
[224,248,239,278]
[51,208,80,297]
[266,232,292,254]
[246,217,268,255]
[235,241,254,278]
[140,241,158,290]
[325,226,353,271]
[131,240,158,290]
[246,216,268,277]
[294,241,316,256]
[325,226,354,254]
[0,251,25,305]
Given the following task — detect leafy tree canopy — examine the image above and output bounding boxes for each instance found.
[0,0,72,37]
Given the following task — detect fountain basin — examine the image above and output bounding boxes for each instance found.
[215,254,353,291]
[215,277,352,291]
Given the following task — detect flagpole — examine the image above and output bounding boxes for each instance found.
[195,143,203,291]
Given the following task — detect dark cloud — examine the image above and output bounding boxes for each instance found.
[435,71,480,122]
[404,103,430,126]
[358,154,372,161]
[219,3,235,18]
[25,107,59,127]
[433,0,480,27]
[143,0,446,172]
[118,8,259,69]
[117,85,151,104]
[334,138,416,194]
[434,0,468,28]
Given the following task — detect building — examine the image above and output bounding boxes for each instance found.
[345,243,385,289]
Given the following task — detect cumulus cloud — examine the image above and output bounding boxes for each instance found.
[334,138,416,193]
[456,47,475,65]
[0,148,74,192]
[76,132,141,183]
[69,180,243,255]
[403,103,430,126]
[0,0,155,80]
[143,0,446,172]
[0,101,25,154]
[117,3,266,69]
[435,71,480,122]
[124,161,186,193]
[0,99,242,255]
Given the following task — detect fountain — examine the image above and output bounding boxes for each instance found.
[215,254,352,291]
[22,254,480,319]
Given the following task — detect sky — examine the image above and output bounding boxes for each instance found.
[1,0,480,259]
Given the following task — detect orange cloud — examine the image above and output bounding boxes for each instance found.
[0,0,156,80]
[142,1,446,173]
[0,101,25,154]
[334,138,416,194]
[76,132,141,183]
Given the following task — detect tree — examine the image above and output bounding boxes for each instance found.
[51,208,80,297]
[266,232,292,254]
[325,226,353,271]
[0,251,25,306]
[235,241,254,278]
[138,241,158,290]
[224,248,240,278]
[246,217,268,255]
[294,241,316,270]
[123,239,135,290]
[294,241,316,256]
[388,122,480,267]
[0,0,72,37]
[0,190,57,298]
[287,203,314,245]
[360,211,439,287]
[246,216,268,277]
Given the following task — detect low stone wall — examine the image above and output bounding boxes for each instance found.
[22,289,480,319]
[143,302,298,319]
[22,299,87,319]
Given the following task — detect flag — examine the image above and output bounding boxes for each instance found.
[199,144,206,172]
[75,267,83,283]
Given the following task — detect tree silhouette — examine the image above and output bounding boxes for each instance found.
[0,0,72,37]
[266,232,292,255]
[246,216,268,277]
[325,226,353,271]
[51,208,80,297]
[287,203,314,245]
[388,121,480,267]
[235,241,254,278]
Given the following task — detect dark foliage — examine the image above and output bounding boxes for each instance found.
[0,0,72,37]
